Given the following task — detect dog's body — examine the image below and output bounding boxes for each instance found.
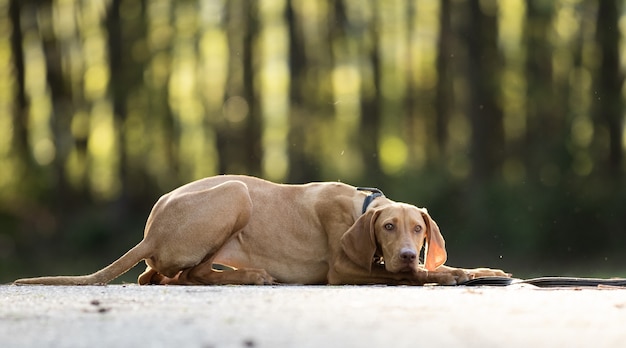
[15,175,508,286]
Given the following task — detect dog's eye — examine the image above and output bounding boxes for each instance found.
[414,225,423,233]
[384,223,394,231]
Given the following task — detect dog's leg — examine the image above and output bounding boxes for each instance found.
[435,264,511,278]
[328,257,468,285]
[135,180,279,285]
[143,262,276,285]
[138,265,163,285]
[179,261,276,285]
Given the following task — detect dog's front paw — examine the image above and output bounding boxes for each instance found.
[426,269,470,285]
[466,268,511,278]
[449,269,470,284]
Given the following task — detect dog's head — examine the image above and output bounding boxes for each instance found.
[340,203,447,273]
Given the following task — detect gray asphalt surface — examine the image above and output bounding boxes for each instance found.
[1,284,625,348]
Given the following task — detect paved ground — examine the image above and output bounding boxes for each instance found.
[1,283,625,348]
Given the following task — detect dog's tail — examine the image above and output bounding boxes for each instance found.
[13,241,151,285]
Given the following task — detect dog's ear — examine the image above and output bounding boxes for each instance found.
[421,208,447,271]
[340,209,380,272]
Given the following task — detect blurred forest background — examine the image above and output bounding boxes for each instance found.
[1,0,625,283]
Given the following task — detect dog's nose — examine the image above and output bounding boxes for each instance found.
[399,248,417,263]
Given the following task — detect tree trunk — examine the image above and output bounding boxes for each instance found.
[9,0,30,165]
[523,0,556,176]
[358,1,383,186]
[435,0,452,159]
[466,0,503,183]
[595,0,623,177]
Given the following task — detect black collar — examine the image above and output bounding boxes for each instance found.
[356,187,385,214]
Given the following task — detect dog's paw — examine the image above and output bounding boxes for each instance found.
[466,268,511,279]
[426,269,470,285]
[449,269,470,284]
[241,269,277,285]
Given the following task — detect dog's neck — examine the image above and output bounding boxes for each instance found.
[356,187,385,214]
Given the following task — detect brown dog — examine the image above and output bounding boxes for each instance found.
[14,175,509,286]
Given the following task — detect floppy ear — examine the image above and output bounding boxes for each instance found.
[421,208,447,271]
[340,209,379,272]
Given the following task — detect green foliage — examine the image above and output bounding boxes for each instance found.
[0,0,624,281]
